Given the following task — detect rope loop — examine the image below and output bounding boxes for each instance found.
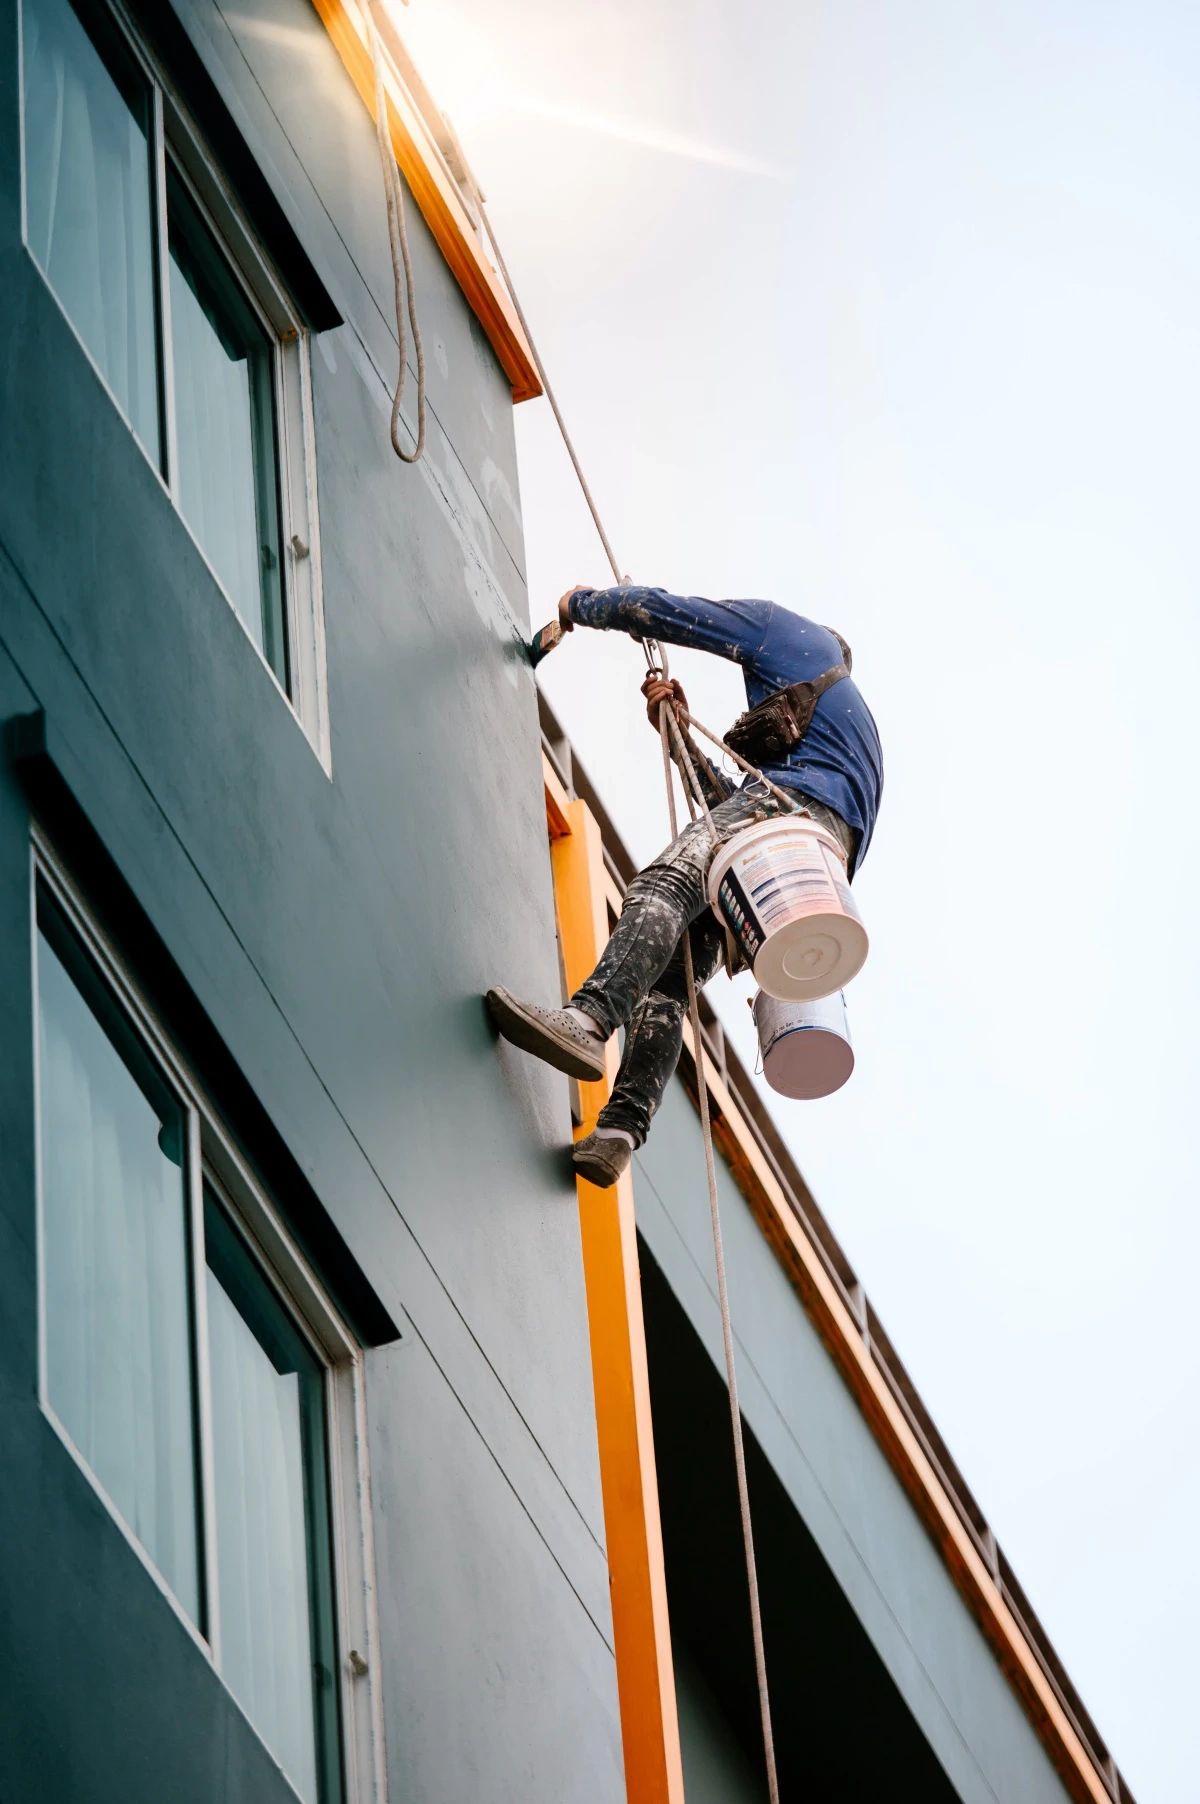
[367,2,427,464]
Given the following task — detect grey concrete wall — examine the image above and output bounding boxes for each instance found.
[634,1078,1075,1804]
[0,2,622,1800]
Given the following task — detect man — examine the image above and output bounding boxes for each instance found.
[487,583,883,1186]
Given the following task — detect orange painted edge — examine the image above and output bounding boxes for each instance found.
[310,0,542,403]
[588,861,1113,1804]
[543,755,572,841]
[549,791,685,1804]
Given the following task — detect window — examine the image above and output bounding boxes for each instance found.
[166,166,287,682]
[33,846,381,1803]
[20,0,328,755]
[203,1188,340,1804]
[37,903,202,1617]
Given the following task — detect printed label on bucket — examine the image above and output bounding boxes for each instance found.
[708,815,868,1002]
[718,871,765,963]
[735,840,853,930]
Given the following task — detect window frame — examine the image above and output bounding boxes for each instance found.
[30,832,386,1804]
[16,0,331,771]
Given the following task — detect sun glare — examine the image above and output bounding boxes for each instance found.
[380,0,785,182]
[381,0,506,130]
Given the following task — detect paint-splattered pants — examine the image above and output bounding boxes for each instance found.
[572,784,854,1146]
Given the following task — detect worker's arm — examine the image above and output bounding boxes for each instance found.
[564,585,773,665]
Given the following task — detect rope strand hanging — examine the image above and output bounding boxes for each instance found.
[657,698,781,1804]
[470,190,665,672]
[367,2,427,464]
[470,159,782,1804]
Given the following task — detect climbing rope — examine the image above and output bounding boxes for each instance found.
[656,697,781,1804]
[367,2,427,463]
[474,171,783,1804]
[469,191,675,688]
[473,196,628,597]
[425,86,783,1797]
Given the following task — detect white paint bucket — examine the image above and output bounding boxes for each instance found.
[707,817,868,1002]
[752,989,855,1100]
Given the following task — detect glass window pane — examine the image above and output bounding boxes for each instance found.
[204,1191,341,1804]
[166,168,288,688]
[36,902,200,1623]
[22,0,162,463]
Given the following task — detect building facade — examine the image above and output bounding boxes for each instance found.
[0,4,1131,1802]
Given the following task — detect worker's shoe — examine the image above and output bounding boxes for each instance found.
[486,987,608,1081]
[572,1129,634,1188]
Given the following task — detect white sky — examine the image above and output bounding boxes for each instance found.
[397,2,1199,1796]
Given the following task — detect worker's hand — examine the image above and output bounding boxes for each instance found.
[557,585,591,631]
[642,674,688,731]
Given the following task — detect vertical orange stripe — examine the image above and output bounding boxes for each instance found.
[551,795,685,1804]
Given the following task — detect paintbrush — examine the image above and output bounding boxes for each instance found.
[528,618,565,667]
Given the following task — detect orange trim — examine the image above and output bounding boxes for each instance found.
[550,792,684,1804]
[310,1,542,403]
[543,755,573,841]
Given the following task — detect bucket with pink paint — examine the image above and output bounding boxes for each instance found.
[752,989,855,1099]
[707,816,867,1002]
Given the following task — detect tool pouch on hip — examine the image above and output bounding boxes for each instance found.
[724,660,849,764]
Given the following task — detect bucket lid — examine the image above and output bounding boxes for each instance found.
[754,912,868,1002]
[753,988,854,1098]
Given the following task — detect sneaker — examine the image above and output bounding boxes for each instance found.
[572,1130,633,1188]
[485,987,607,1082]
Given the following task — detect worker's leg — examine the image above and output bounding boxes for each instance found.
[487,784,851,1088]
[570,784,780,1037]
[594,911,727,1147]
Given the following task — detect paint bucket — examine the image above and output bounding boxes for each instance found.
[707,817,867,1002]
[752,989,854,1100]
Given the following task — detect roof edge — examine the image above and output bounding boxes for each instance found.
[311,0,543,403]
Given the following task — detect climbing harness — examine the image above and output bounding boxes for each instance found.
[366,2,427,464]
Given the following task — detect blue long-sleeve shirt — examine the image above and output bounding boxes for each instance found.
[567,585,883,873]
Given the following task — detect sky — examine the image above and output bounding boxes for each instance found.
[395,2,1199,1795]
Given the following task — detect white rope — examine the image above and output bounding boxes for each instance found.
[658,698,782,1804]
[367,3,427,463]
[469,188,662,671]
